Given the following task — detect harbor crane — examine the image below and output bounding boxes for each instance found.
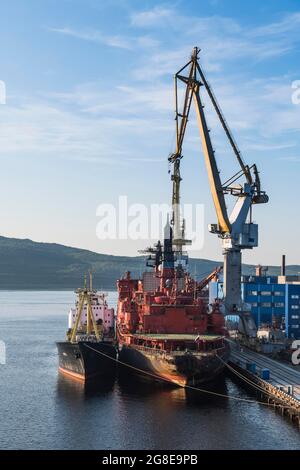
[169,47,269,339]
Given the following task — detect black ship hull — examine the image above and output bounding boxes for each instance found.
[56,341,117,381]
[118,342,230,387]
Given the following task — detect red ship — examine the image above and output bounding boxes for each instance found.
[116,48,235,387]
[117,218,230,387]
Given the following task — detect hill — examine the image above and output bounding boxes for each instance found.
[0,235,297,290]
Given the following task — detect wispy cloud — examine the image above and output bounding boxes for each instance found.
[47,8,300,80]
[46,26,160,50]
[245,142,297,152]
[277,156,300,162]
[252,12,300,36]
[0,85,174,166]
[46,26,133,49]
[130,6,174,27]
[130,7,300,79]
[4,8,300,172]
[1,70,299,172]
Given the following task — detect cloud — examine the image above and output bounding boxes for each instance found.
[46,26,160,50]
[1,69,298,174]
[279,156,300,161]
[0,83,175,166]
[46,26,132,49]
[47,9,300,79]
[44,82,173,116]
[252,12,300,36]
[130,7,300,79]
[132,39,292,81]
[244,142,296,151]
[205,76,300,140]
[130,6,174,27]
[3,9,300,173]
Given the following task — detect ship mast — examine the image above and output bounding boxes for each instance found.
[168,60,192,256]
[70,273,101,343]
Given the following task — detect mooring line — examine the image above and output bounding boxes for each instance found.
[83,343,297,409]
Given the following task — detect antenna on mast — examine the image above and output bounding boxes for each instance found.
[89,270,93,291]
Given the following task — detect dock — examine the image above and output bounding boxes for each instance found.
[227,340,300,426]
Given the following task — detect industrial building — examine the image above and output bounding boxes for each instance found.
[242,257,300,339]
[209,256,300,339]
[242,276,300,339]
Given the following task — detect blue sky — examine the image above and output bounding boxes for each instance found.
[0,0,300,265]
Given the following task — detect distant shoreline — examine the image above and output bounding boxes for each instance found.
[0,235,298,293]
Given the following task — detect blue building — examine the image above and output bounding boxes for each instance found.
[242,275,285,326]
[242,274,300,339]
[285,284,300,339]
[209,268,300,339]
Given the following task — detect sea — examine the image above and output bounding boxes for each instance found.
[0,290,299,450]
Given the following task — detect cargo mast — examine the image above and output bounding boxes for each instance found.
[168,56,194,255]
[70,274,101,343]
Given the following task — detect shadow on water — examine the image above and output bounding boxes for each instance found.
[184,377,230,408]
[56,363,230,410]
[117,366,230,409]
[56,373,116,402]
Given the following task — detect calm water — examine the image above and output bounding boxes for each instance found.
[0,290,299,450]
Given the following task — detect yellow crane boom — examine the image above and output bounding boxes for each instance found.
[169,47,269,327]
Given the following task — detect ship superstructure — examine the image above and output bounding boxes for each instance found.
[117,220,229,387]
[67,285,114,336]
[57,274,116,381]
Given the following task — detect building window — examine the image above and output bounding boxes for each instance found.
[292,325,299,329]
[274,302,284,308]
[291,305,300,310]
[291,315,299,319]
[261,291,271,296]
[251,302,258,307]
[274,291,284,296]
[249,290,258,296]
[261,302,271,307]
[291,295,299,299]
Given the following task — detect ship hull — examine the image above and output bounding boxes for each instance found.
[118,342,230,387]
[56,341,117,382]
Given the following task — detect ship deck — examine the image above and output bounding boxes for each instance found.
[132,333,222,341]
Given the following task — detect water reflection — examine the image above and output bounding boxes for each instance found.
[56,373,116,401]
[117,367,229,409]
[56,365,230,411]
[184,377,230,408]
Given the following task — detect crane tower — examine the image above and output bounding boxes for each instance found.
[168,47,269,338]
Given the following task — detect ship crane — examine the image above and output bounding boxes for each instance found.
[169,47,269,339]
